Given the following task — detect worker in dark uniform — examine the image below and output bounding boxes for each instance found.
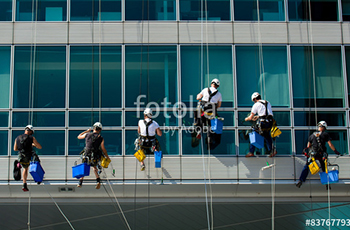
[13,125,42,192]
[296,121,340,189]
[77,122,110,189]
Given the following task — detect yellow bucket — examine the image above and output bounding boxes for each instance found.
[270,126,282,138]
[308,158,320,175]
[134,149,146,162]
[101,157,111,168]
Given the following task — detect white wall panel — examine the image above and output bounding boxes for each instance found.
[342,23,350,44]
[0,23,13,44]
[93,23,123,43]
[40,157,66,180]
[69,23,93,43]
[0,157,9,180]
[234,22,287,44]
[179,22,233,43]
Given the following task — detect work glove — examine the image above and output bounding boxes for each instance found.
[322,152,328,161]
[302,148,309,157]
[334,150,341,156]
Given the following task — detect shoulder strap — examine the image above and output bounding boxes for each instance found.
[208,87,218,102]
[144,119,153,137]
[259,100,268,117]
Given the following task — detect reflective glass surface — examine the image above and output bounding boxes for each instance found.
[13,112,65,127]
[236,46,289,107]
[16,0,67,21]
[0,131,8,155]
[126,0,176,20]
[291,46,343,108]
[13,46,66,108]
[12,130,65,155]
[0,112,8,127]
[126,111,177,127]
[343,0,350,21]
[180,0,230,21]
[238,111,290,127]
[125,46,177,108]
[69,112,122,127]
[0,47,10,108]
[68,130,122,155]
[70,46,122,108]
[0,0,12,21]
[71,0,121,21]
[288,0,338,21]
[181,46,233,107]
[294,112,345,126]
[234,0,285,21]
[346,47,350,103]
[295,130,347,155]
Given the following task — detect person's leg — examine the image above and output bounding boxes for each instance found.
[246,144,255,157]
[296,160,310,188]
[22,167,29,191]
[77,177,84,187]
[93,166,101,189]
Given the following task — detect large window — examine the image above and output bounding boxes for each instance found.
[16,0,67,21]
[71,0,121,21]
[13,46,66,108]
[180,0,230,21]
[0,131,8,155]
[181,46,233,108]
[236,46,289,107]
[12,112,65,127]
[291,46,343,108]
[288,0,338,21]
[294,111,345,126]
[343,0,350,21]
[69,111,122,127]
[12,130,65,155]
[0,0,12,21]
[0,47,11,108]
[125,46,177,108]
[126,0,176,20]
[234,0,285,21]
[70,46,122,108]
[346,47,350,103]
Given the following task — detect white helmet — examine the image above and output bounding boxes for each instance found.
[211,78,220,87]
[93,122,103,129]
[25,125,34,133]
[251,92,260,101]
[317,121,327,129]
[144,108,153,117]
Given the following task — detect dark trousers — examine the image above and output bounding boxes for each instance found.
[299,156,326,182]
[249,121,273,153]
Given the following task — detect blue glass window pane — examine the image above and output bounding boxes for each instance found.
[70,46,122,108]
[236,46,289,107]
[234,0,285,21]
[181,46,233,108]
[126,111,177,127]
[182,130,235,155]
[294,112,345,126]
[343,0,350,21]
[16,0,67,21]
[180,0,230,21]
[12,130,65,155]
[288,0,338,21]
[13,112,65,127]
[69,111,122,127]
[182,111,234,127]
[295,130,347,155]
[13,46,66,108]
[291,46,343,108]
[238,111,290,126]
[71,0,121,21]
[125,46,177,107]
[346,47,350,103]
[69,130,122,155]
[0,0,12,21]
[0,46,11,108]
[0,131,8,155]
[239,130,291,155]
[126,0,175,20]
[0,112,8,127]
[126,130,178,155]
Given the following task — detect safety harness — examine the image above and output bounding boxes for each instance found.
[255,100,274,134]
[82,133,103,166]
[201,87,219,116]
[140,119,157,149]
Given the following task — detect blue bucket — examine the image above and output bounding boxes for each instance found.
[155,151,162,168]
[319,170,339,185]
[72,163,90,179]
[249,131,264,149]
[29,161,45,183]
[211,119,223,134]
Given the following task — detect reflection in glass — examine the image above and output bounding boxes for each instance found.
[69,112,122,127]
[0,0,12,21]
[71,0,121,21]
[234,0,285,21]
[0,131,8,155]
[16,0,67,21]
[288,0,338,21]
[0,47,11,108]
[294,112,345,126]
[13,112,65,127]
[126,0,175,20]
[180,0,230,21]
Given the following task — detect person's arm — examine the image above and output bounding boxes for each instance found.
[327,140,340,155]
[196,93,203,100]
[78,128,91,139]
[156,127,162,137]
[138,125,140,134]
[32,137,42,149]
[245,113,258,121]
[307,142,311,148]
[100,140,110,160]
[14,138,18,151]
[217,101,222,109]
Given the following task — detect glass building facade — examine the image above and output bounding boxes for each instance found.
[0,0,350,157]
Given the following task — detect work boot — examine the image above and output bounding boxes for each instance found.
[296,181,302,188]
[95,178,101,189]
[77,178,83,188]
[22,183,29,192]
[245,152,254,158]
